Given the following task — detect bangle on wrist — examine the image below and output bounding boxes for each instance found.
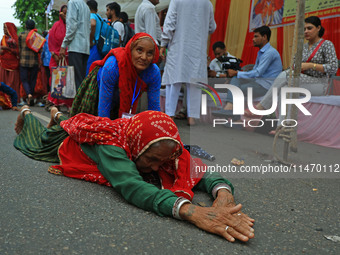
[172,197,192,220]
[313,63,317,71]
[53,111,63,123]
[212,183,232,199]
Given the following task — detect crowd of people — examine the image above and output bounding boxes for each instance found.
[2,0,339,243]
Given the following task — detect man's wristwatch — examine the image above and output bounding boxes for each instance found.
[216,73,220,78]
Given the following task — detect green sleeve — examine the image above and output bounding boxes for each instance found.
[194,171,234,196]
[81,144,178,217]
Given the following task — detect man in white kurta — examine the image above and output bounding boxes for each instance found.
[135,0,162,45]
[160,0,216,125]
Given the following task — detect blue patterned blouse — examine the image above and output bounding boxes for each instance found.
[97,56,161,118]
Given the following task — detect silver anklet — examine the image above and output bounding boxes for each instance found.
[20,108,31,119]
[53,111,63,123]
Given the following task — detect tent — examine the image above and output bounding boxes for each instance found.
[50,0,339,71]
[209,0,340,71]
[51,0,170,19]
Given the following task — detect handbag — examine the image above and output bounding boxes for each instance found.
[50,59,76,99]
[25,29,46,53]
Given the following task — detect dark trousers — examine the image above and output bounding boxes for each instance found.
[68,52,89,90]
[44,66,51,92]
[20,65,39,96]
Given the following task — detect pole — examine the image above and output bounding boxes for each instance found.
[283,0,305,161]
[46,12,48,31]
[273,0,306,164]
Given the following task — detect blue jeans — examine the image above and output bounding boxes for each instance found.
[225,77,268,104]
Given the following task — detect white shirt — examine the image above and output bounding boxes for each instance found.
[161,0,216,85]
[209,52,236,75]
[135,0,162,44]
[113,21,125,46]
[61,0,90,54]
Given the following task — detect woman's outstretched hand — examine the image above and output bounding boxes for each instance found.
[179,203,255,242]
[212,189,255,228]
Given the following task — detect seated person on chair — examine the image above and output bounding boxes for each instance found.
[208,41,237,78]
[251,16,338,118]
[212,26,282,117]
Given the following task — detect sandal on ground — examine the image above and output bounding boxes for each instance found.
[175,111,187,119]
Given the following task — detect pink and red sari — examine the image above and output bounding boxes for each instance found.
[47,5,73,108]
[0,22,21,102]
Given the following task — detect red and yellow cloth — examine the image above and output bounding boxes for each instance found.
[0,22,19,71]
[52,111,205,201]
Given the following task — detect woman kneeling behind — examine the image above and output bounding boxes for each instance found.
[14,107,254,242]
[71,33,161,120]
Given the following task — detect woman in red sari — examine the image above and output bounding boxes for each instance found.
[46,5,73,109]
[14,107,254,243]
[0,22,20,103]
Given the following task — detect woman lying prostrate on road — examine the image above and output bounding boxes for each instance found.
[14,107,254,242]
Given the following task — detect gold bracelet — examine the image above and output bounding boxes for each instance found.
[313,63,317,71]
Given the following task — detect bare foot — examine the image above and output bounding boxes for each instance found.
[47,106,60,128]
[27,94,34,106]
[223,103,233,111]
[15,106,30,134]
[187,117,196,126]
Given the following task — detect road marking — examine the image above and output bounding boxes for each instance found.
[32,112,50,123]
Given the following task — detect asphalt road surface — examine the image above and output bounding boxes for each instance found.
[1,107,339,255]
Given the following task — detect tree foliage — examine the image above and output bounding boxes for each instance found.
[12,0,60,33]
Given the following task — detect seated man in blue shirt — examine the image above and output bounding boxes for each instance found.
[212,26,282,118]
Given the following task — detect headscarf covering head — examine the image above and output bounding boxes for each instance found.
[61,111,181,160]
[3,22,18,41]
[1,22,19,70]
[125,111,181,160]
[59,5,67,21]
